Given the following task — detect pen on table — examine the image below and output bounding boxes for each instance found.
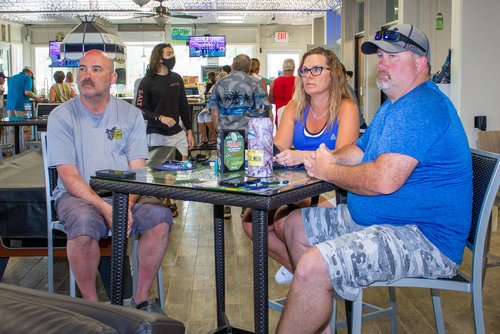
[261,180,289,186]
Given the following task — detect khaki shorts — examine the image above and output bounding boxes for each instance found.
[303,204,457,301]
[147,131,188,157]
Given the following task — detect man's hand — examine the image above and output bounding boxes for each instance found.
[127,207,134,237]
[304,143,336,180]
[99,201,114,229]
[159,115,176,127]
[186,130,195,150]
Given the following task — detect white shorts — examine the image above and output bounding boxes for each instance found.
[197,109,212,123]
[147,131,188,157]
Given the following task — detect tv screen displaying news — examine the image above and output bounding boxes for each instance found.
[188,35,226,58]
[49,41,80,67]
[49,41,62,67]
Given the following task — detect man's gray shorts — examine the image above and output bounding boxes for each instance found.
[56,193,173,240]
[302,204,457,301]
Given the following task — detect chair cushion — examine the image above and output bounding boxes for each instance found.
[0,283,185,334]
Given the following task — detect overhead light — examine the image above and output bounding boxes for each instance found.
[60,16,126,64]
[153,16,169,26]
[132,0,151,7]
[218,15,244,23]
[141,53,147,63]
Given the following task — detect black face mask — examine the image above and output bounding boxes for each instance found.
[161,57,176,70]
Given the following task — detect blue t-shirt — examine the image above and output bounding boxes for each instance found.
[347,81,472,264]
[6,72,33,111]
[293,104,338,151]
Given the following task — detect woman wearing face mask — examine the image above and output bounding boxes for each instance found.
[136,43,194,160]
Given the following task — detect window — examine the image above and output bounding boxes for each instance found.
[265,52,301,80]
[34,45,56,97]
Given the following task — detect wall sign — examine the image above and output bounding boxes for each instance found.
[171,27,192,40]
[274,32,289,43]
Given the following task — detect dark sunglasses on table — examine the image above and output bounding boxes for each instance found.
[298,66,330,77]
[374,30,427,54]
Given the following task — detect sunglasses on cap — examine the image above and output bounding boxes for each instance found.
[374,30,427,54]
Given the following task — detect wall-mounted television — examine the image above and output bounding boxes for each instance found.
[48,41,62,67]
[48,41,80,68]
[188,35,226,58]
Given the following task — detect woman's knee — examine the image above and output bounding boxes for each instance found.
[242,220,252,238]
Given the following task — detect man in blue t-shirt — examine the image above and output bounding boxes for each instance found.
[276,24,472,333]
[6,66,43,149]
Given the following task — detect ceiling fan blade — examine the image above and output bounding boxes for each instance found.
[170,12,198,19]
[134,12,155,18]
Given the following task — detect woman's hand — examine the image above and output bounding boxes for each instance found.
[274,149,308,166]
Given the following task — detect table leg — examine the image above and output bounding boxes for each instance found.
[110,192,129,305]
[213,204,226,327]
[14,125,20,154]
[252,209,269,334]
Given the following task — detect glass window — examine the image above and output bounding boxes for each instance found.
[386,0,399,23]
[34,45,56,97]
[265,52,301,80]
[124,43,255,94]
[358,2,365,33]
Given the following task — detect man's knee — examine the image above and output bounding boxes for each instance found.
[68,235,97,249]
[284,209,304,238]
[294,248,331,287]
[145,222,169,241]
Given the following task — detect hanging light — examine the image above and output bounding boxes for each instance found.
[132,0,151,7]
[60,16,127,65]
[141,52,147,63]
[153,15,169,26]
[45,56,52,66]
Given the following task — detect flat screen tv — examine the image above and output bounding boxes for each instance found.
[188,35,226,58]
[49,41,80,67]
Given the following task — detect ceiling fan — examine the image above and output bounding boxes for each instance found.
[134,0,198,26]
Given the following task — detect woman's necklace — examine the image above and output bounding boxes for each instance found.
[310,107,328,120]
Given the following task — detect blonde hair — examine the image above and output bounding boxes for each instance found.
[250,58,260,74]
[293,47,353,128]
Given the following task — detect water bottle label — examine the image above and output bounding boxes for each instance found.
[247,149,264,167]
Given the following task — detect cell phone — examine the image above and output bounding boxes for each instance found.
[95,169,136,180]
[273,143,281,156]
[218,175,261,187]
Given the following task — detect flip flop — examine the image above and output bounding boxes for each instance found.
[207,140,217,145]
[169,202,178,218]
[196,141,208,148]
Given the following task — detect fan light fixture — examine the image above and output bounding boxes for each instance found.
[153,16,169,26]
[132,0,151,7]
[60,16,126,64]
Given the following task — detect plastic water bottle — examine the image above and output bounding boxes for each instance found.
[24,102,33,119]
[247,108,273,178]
